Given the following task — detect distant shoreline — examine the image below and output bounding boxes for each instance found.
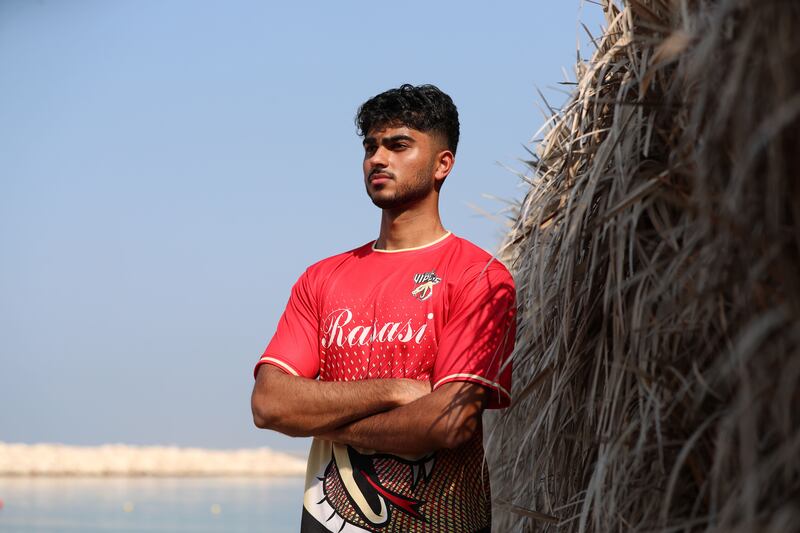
[0,442,306,477]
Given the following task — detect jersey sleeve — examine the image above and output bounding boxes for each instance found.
[253,268,321,379]
[432,261,516,409]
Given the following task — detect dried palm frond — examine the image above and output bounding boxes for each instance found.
[487,0,800,531]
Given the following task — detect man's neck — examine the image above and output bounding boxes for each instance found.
[374,205,447,251]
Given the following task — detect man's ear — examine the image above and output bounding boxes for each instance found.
[433,149,455,187]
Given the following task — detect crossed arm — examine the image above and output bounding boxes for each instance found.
[251,365,487,456]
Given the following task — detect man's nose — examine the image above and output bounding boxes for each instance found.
[367,146,389,168]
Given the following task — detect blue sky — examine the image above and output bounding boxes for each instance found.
[0,1,603,452]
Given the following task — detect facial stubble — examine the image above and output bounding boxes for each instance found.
[366,161,437,210]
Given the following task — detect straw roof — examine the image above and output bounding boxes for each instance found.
[487,0,800,531]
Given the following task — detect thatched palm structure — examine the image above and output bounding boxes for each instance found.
[488,1,800,531]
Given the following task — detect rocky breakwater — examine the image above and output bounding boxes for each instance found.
[0,442,307,476]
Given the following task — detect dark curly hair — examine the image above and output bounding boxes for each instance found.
[355,84,460,154]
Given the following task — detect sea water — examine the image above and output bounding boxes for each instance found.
[0,476,304,532]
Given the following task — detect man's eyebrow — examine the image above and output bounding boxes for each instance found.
[362,134,416,147]
[383,135,415,144]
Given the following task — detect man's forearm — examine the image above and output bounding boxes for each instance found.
[251,365,430,437]
[321,381,486,455]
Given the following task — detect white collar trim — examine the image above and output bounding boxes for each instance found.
[371,232,452,253]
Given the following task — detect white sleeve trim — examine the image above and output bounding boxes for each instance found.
[433,373,510,399]
[259,356,300,377]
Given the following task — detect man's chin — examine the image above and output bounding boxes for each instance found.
[368,192,401,210]
[371,198,398,210]
[367,184,432,210]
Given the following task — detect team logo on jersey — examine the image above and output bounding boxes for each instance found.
[317,444,436,529]
[411,271,441,301]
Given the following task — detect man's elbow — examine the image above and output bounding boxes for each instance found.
[251,393,276,430]
[251,366,291,433]
[435,410,482,450]
[433,383,485,449]
[251,393,314,438]
[252,410,271,430]
[251,386,284,431]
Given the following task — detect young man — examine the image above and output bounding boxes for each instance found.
[251,84,516,533]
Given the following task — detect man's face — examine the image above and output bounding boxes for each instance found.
[362,125,443,210]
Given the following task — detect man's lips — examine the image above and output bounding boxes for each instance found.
[369,172,392,185]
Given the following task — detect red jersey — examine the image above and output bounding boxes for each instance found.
[254,232,516,533]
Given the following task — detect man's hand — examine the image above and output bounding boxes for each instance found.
[251,365,432,438]
[395,377,432,405]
